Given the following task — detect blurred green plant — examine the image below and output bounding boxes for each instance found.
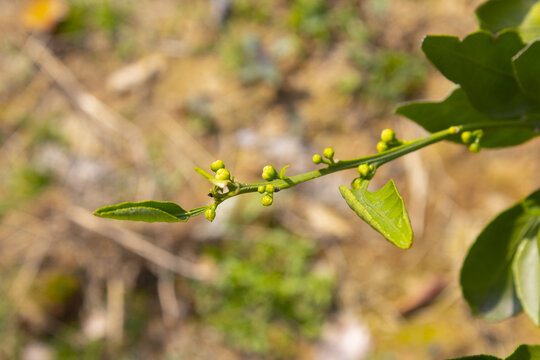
[191,228,335,355]
[54,0,128,41]
[220,33,282,86]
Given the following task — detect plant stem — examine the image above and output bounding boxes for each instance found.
[206,120,539,207]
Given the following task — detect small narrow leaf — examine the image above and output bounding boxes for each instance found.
[513,40,540,101]
[512,222,540,326]
[460,188,540,322]
[94,201,194,223]
[194,167,228,189]
[339,179,413,249]
[422,30,533,118]
[397,87,537,148]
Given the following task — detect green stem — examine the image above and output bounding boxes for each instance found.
[211,120,539,203]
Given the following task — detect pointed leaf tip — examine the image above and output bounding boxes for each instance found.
[339,179,413,249]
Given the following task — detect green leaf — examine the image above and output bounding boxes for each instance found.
[422,30,534,118]
[513,40,540,101]
[444,344,540,360]
[94,201,202,222]
[339,179,413,249]
[519,2,540,42]
[446,356,500,360]
[506,344,540,360]
[397,87,537,148]
[512,219,540,326]
[476,0,539,33]
[460,188,540,322]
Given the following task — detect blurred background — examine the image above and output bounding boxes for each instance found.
[1,0,540,359]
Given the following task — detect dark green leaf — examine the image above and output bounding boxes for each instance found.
[422,30,534,118]
[506,344,540,360]
[460,188,540,321]
[446,356,500,360]
[397,88,537,147]
[94,200,196,222]
[512,217,540,326]
[476,0,538,33]
[339,179,413,249]
[513,40,540,101]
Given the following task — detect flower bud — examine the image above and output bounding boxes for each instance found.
[204,208,216,222]
[312,154,322,164]
[376,141,389,153]
[469,143,480,153]
[261,194,273,206]
[380,128,396,143]
[265,184,275,193]
[323,147,335,159]
[357,163,371,178]
[210,160,225,172]
[262,165,278,181]
[461,131,473,144]
[215,168,230,181]
[258,185,265,193]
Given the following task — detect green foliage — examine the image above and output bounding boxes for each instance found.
[55,0,127,40]
[192,229,335,355]
[476,0,540,39]
[422,30,533,118]
[94,201,206,223]
[513,40,540,101]
[397,88,537,148]
[460,188,540,323]
[447,344,540,359]
[339,178,413,249]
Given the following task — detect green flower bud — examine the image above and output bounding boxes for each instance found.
[258,185,265,193]
[323,147,335,159]
[215,168,230,181]
[469,142,480,153]
[376,141,389,153]
[351,178,362,189]
[380,128,396,143]
[312,154,322,164]
[261,194,273,206]
[357,163,371,178]
[204,208,216,222]
[448,126,459,134]
[461,131,473,144]
[210,160,225,172]
[265,184,275,193]
[262,165,278,181]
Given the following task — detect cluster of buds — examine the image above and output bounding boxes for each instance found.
[460,130,483,153]
[376,128,403,153]
[259,165,281,206]
[312,147,336,166]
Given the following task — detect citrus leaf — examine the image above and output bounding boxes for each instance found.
[512,223,540,326]
[506,344,540,360]
[397,87,537,148]
[476,0,539,33]
[460,188,540,322]
[94,201,200,222]
[339,179,413,249]
[446,356,500,360]
[513,40,540,101]
[422,30,535,118]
